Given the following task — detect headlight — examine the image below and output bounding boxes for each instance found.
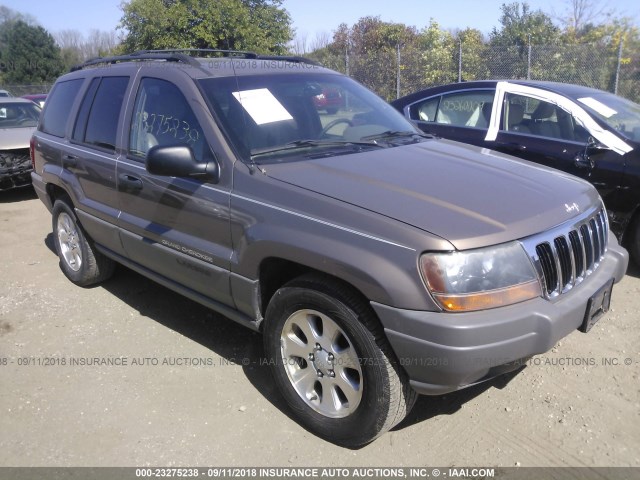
[420,242,542,312]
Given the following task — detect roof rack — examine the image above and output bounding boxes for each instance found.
[255,55,321,66]
[141,49,321,66]
[137,48,259,59]
[69,49,322,72]
[70,51,201,71]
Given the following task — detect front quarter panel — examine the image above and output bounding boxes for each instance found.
[229,164,453,311]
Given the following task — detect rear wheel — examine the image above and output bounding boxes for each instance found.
[52,198,115,286]
[263,274,416,446]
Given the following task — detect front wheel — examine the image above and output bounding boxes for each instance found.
[263,274,416,446]
[52,198,115,286]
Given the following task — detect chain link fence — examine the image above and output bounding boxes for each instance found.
[2,42,637,104]
[308,41,639,104]
[0,84,53,96]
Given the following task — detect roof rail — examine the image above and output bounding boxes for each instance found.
[70,51,201,71]
[69,49,322,72]
[137,48,259,59]
[142,49,321,66]
[255,55,321,66]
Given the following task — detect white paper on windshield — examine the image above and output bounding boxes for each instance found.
[232,88,293,125]
[577,97,617,118]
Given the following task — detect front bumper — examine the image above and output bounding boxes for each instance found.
[0,167,32,190]
[373,240,629,395]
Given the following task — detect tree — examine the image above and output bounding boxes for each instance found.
[490,2,560,47]
[555,0,614,36]
[306,17,424,100]
[0,5,36,26]
[55,29,120,71]
[488,2,560,78]
[55,29,84,69]
[0,20,64,84]
[418,20,457,87]
[455,28,489,82]
[118,0,293,54]
[290,31,330,55]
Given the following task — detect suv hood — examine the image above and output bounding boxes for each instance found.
[264,139,601,251]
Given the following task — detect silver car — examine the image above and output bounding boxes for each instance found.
[0,98,41,190]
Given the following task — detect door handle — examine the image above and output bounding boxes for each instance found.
[63,154,78,167]
[498,142,527,151]
[118,173,143,192]
[574,153,595,169]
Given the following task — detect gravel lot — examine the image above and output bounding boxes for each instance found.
[1,187,639,467]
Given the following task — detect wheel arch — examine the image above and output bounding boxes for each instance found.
[46,183,72,206]
[257,258,376,331]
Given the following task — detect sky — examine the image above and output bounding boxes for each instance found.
[1,0,638,40]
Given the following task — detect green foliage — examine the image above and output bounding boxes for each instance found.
[486,2,560,79]
[307,17,422,100]
[418,20,457,87]
[456,29,489,81]
[305,2,640,103]
[0,20,64,84]
[490,2,560,47]
[119,0,293,54]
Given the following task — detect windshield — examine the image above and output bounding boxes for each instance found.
[199,73,423,162]
[0,102,41,128]
[577,93,640,142]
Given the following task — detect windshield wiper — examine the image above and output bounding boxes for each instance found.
[251,139,384,158]
[361,130,432,142]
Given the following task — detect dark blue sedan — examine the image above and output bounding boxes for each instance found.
[392,80,640,265]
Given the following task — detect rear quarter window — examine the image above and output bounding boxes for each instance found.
[436,91,495,128]
[73,76,129,151]
[40,79,84,137]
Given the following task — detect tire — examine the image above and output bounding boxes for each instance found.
[51,197,115,286]
[326,107,338,115]
[263,274,417,446]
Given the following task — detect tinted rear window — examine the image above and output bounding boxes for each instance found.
[82,77,129,151]
[40,79,84,137]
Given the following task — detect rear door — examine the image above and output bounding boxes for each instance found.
[116,72,234,306]
[63,74,131,255]
[403,89,495,148]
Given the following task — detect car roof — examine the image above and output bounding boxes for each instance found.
[61,50,337,81]
[0,97,38,105]
[393,79,611,106]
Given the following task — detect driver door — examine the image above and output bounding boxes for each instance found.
[491,92,625,203]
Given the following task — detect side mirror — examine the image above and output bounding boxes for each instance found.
[146,145,219,182]
[574,137,608,169]
[586,136,609,152]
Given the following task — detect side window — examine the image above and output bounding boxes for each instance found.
[504,93,588,142]
[436,91,495,128]
[409,97,439,122]
[72,76,129,151]
[72,78,100,143]
[129,78,208,160]
[40,79,84,137]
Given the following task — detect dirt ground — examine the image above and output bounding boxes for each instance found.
[1,187,639,467]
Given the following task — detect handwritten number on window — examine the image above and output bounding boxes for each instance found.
[143,112,199,144]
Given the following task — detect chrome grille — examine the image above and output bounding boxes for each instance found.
[522,207,608,299]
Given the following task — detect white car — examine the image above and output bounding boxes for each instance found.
[0,98,41,190]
